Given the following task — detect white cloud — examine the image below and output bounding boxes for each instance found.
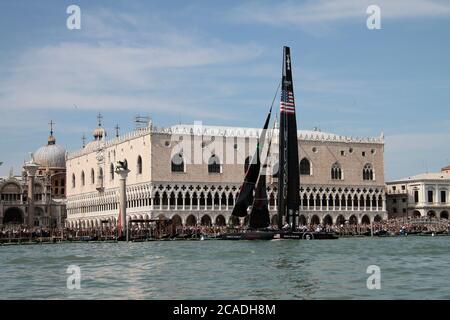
[385,131,450,180]
[0,9,264,120]
[230,0,450,27]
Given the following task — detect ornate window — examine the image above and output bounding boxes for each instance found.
[81,171,85,186]
[299,158,311,175]
[110,163,114,180]
[171,153,185,172]
[72,174,76,188]
[91,168,95,184]
[331,162,343,180]
[363,164,374,181]
[208,154,221,173]
[137,155,143,174]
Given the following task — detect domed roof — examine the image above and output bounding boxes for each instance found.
[32,121,66,168]
[33,144,66,168]
[93,127,106,140]
[92,113,107,141]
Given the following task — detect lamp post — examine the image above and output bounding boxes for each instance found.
[115,161,130,241]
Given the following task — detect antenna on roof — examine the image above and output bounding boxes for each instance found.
[134,114,151,130]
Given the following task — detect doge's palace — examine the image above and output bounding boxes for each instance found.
[65,117,387,229]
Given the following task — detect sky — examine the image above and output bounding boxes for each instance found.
[0,0,449,180]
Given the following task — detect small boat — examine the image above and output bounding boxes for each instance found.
[221,231,275,241]
[374,230,390,237]
[275,231,338,240]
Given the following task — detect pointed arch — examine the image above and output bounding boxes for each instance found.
[208,154,221,173]
[300,158,311,175]
[186,215,197,226]
[137,155,143,174]
[331,162,343,180]
[323,214,333,226]
[310,215,320,225]
[215,215,226,226]
[201,215,212,226]
[171,153,185,172]
[171,214,182,226]
[361,215,370,225]
[110,163,114,180]
[363,163,374,181]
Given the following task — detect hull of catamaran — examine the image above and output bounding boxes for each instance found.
[220,231,338,240]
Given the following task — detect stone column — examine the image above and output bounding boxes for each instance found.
[434,185,439,205]
[24,161,39,228]
[115,167,130,239]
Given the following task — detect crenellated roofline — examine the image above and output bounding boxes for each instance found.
[67,123,384,160]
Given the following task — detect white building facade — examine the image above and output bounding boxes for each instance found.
[66,121,387,228]
[386,173,450,219]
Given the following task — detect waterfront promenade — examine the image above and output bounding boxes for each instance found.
[1,217,448,244]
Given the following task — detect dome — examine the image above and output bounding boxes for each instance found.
[92,113,107,141]
[32,120,66,168]
[33,144,66,168]
[93,127,106,140]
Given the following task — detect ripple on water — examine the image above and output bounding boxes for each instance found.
[1,237,450,299]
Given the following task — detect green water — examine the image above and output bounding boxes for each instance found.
[1,237,449,299]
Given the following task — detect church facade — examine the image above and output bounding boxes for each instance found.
[0,125,67,228]
[65,119,387,228]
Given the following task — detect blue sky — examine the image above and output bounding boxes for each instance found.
[0,0,449,180]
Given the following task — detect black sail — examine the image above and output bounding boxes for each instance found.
[277,46,300,230]
[231,109,272,217]
[248,133,273,229]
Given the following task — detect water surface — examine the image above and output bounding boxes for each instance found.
[1,237,449,299]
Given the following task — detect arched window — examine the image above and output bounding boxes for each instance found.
[171,153,184,172]
[208,154,221,173]
[300,158,311,175]
[331,162,342,180]
[99,168,103,183]
[363,164,374,181]
[72,174,76,188]
[90,169,95,184]
[137,156,142,174]
[81,171,85,186]
[110,163,114,180]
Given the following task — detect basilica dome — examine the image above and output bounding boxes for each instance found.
[32,127,66,168]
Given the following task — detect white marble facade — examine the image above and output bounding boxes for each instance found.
[66,121,387,228]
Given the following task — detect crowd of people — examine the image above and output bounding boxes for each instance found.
[1,217,449,243]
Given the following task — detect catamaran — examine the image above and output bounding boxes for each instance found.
[221,46,338,240]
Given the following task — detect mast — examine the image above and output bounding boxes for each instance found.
[277,46,300,230]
